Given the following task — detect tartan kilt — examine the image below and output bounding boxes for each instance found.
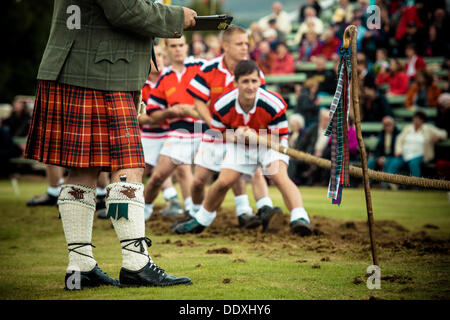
[25,80,145,171]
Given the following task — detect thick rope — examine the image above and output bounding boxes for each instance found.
[260,136,450,191]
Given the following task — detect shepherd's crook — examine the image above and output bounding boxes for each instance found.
[343,25,378,267]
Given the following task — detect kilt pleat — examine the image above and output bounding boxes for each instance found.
[25,80,145,171]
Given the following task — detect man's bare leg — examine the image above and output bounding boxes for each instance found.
[143,155,179,220]
[251,167,275,212]
[27,164,64,206]
[95,172,110,218]
[191,165,213,209]
[265,161,311,236]
[175,165,194,212]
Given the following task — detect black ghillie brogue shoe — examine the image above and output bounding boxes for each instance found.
[64,243,119,290]
[118,237,192,287]
[65,264,120,290]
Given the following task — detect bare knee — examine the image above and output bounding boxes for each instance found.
[150,170,168,187]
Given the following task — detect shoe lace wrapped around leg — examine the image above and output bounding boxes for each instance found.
[120,237,167,275]
[67,242,96,261]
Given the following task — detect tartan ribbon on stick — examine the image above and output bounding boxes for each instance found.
[325,47,351,205]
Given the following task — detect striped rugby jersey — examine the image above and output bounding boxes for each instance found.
[141,76,170,139]
[148,56,208,138]
[210,87,289,142]
[186,55,266,114]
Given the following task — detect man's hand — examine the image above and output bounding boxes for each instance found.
[183,7,197,30]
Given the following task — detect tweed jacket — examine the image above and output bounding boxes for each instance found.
[37,0,184,91]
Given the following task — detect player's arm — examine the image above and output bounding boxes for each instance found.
[193,99,212,126]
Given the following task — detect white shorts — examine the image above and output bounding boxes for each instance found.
[159,135,202,165]
[194,140,227,173]
[221,139,290,177]
[141,135,167,167]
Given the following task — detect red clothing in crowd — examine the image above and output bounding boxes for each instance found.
[375,71,409,95]
[318,37,340,60]
[405,56,426,81]
[395,5,424,40]
[270,52,295,74]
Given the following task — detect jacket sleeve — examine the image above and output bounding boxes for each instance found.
[95,0,184,38]
[395,126,408,156]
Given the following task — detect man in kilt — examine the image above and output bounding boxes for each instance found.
[25,0,197,289]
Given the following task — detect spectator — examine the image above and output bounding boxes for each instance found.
[2,97,31,137]
[404,44,427,81]
[367,116,400,173]
[331,0,354,24]
[254,40,275,75]
[268,18,286,45]
[288,113,305,148]
[190,41,206,59]
[0,117,23,177]
[249,22,264,57]
[297,31,322,62]
[357,52,375,90]
[350,15,368,52]
[424,24,447,57]
[395,0,425,42]
[318,27,341,61]
[360,77,392,122]
[397,21,427,57]
[405,69,441,109]
[289,108,331,186]
[372,48,389,76]
[432,7,450,44]
[295,78,320,127]
[436,93,450,135]
[204,34,221,60]
[375,58,409,95]
[387,111,447,179]
[298,0,322,23]
[259,1,292,35]
[270,42,295,75]
[310,55,337,95]
[263,28,278,51]
[293,6,324,46]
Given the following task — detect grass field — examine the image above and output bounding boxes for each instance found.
[0,179,449,300]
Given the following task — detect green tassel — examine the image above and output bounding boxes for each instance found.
[106,203,129,220]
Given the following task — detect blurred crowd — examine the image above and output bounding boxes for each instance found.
[1,0,449,188]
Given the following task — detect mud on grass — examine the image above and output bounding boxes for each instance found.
[147,206,450,258]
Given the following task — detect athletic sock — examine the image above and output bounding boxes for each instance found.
[290,207,310,223]
[144,203,154,221]
[162,187,177,201]
[195,206,217,227]
[189,203,202,218]
[58,184,97,272]
[256,197,273,210]
[234,194,252,216]
[47,185,61,198]
[184,197,193,213]
[106,182,151,271]
[96,187,107,197]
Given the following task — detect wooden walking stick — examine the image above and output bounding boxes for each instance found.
[343,25,379,266]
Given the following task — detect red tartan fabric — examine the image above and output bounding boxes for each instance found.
[25,80,145,171]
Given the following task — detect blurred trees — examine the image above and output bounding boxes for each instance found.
[0,0,53,103]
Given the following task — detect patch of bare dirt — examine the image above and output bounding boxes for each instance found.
[145,207,450,257]
[206,247,233,254]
